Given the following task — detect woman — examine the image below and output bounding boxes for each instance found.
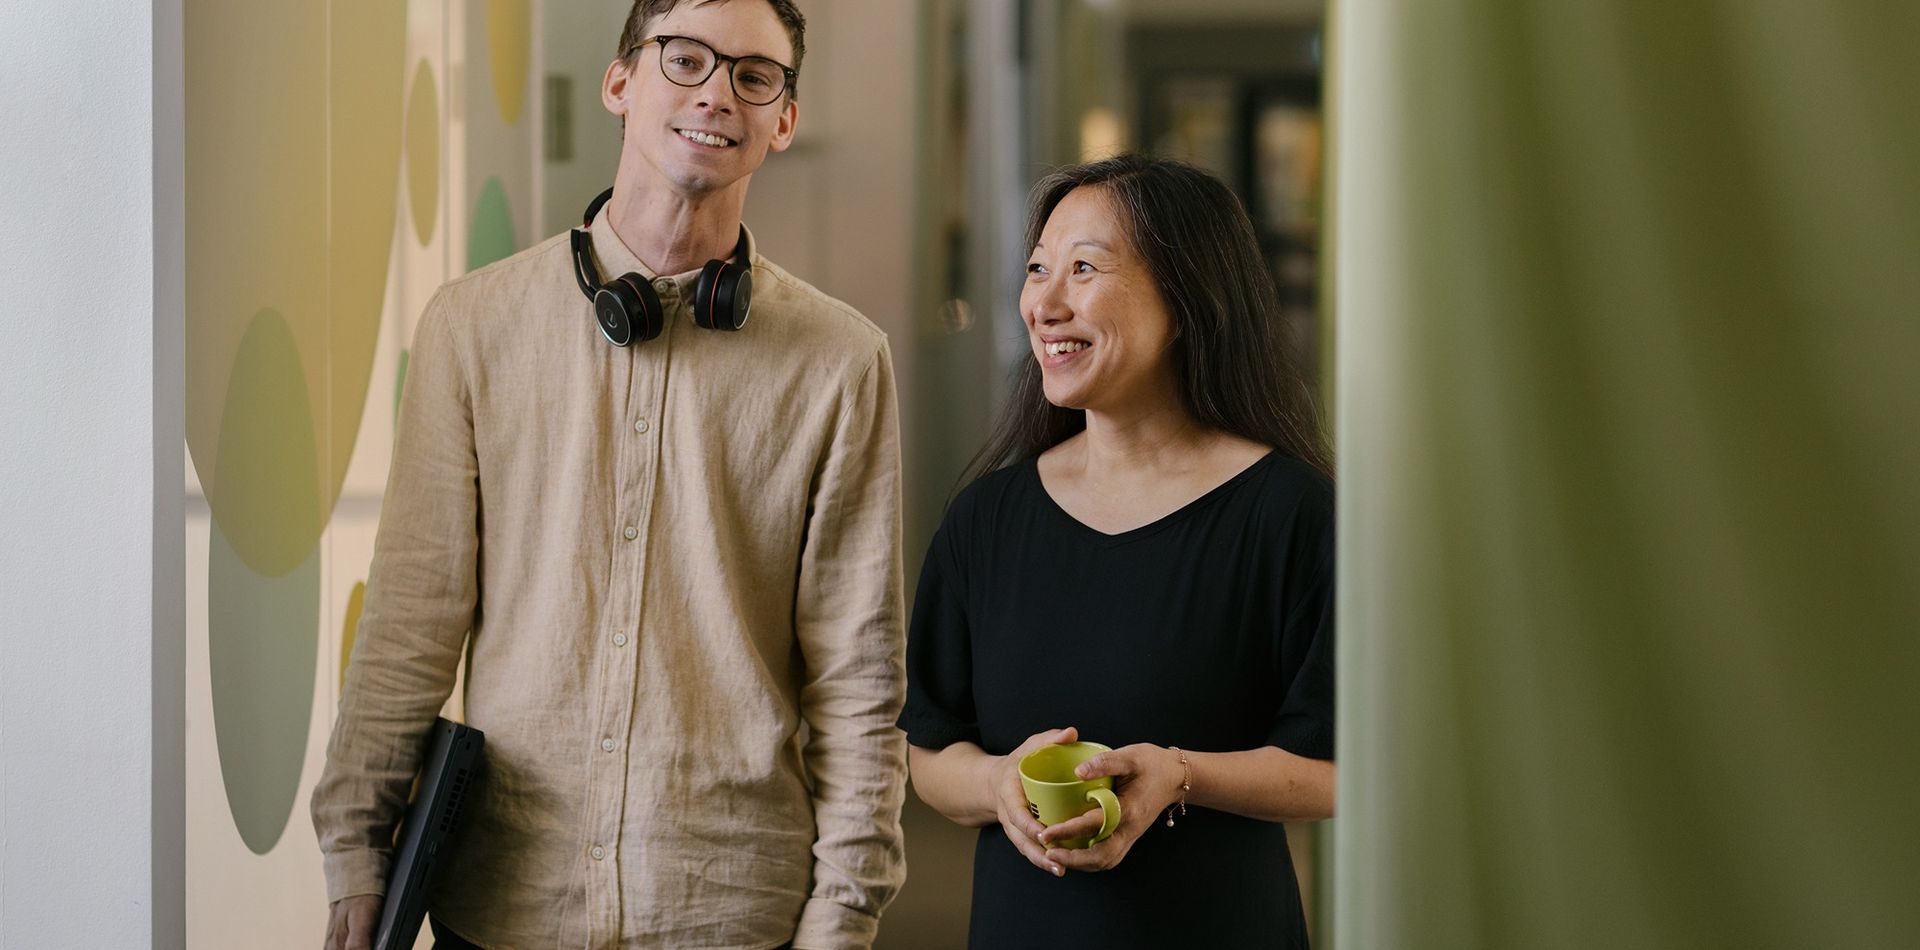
[898,154,1335,948]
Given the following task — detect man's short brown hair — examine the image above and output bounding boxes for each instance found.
[618,0,807,98]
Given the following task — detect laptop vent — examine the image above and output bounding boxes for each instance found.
[439,765,472,835]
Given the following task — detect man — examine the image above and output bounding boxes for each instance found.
[313,2,907,947]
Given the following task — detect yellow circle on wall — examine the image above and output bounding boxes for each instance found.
[340,580,366,689]
[488,0,532,125]
[185,0,405,575]
[406,61,440,247]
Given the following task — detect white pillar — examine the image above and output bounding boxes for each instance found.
[0,0,185,947]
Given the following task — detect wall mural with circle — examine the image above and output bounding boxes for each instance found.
[489,0,535,126]
[184,0,539,944]
[468,176,521,272]
[406,59,443,248]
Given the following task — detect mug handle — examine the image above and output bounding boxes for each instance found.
[1085,787,1122,844]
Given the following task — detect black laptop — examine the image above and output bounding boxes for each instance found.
[374,717,483,950]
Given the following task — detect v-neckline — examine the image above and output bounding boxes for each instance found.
[1029,450,1277,543]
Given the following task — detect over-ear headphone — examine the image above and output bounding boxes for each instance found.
[569,187,753,346]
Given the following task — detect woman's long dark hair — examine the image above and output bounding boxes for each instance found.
[960,153,1332,487]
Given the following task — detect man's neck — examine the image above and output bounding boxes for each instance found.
[606,168,750,276]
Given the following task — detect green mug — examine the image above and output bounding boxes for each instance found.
[1018,741,1122,849]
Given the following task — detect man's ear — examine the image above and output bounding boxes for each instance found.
[768,97,799,153]
[602,57,632,117]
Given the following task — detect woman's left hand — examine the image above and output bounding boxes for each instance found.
[1039,743,1185,873]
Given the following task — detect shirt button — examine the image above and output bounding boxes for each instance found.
[601,738,616,752]
[613,633,629,647]
[633,419,649,434]
[653,279,673,293]
[590,845,606,861]
[623,525,638,540]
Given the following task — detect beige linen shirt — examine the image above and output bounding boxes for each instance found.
[311,208,908,950]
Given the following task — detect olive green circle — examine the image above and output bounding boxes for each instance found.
[210,309,326,578]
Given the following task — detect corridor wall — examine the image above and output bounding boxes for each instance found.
[182,1,539,945]
[1331,2,1920,947]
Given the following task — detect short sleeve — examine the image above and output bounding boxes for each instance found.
[1266,478,1335,760]
[897,512,980,750]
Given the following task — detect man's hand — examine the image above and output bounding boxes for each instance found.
[323,894,381,950]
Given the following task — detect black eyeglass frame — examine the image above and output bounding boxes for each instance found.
[624,34,797,105]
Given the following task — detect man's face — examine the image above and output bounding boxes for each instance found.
[603,0,799,197]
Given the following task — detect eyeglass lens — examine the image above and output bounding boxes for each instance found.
[657,36,787,104]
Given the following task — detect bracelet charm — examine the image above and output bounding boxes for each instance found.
[1165,746,1190,828]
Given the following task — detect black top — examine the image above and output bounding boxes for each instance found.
[898,451,1335,950]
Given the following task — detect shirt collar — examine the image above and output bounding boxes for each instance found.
[585,204,758,298]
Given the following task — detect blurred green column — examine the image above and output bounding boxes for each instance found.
[1330,2,1920,948]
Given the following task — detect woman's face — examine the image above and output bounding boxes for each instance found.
[1021,186,1179,414]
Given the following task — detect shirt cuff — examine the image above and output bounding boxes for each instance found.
[322,847,391,904]
[792,897,881,950]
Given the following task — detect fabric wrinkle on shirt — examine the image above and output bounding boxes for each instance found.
[312,206,908,950]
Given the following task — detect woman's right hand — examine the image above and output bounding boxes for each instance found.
[987,726,1079,878]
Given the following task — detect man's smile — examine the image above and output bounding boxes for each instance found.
[675,127,738,148]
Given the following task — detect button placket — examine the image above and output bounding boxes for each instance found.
[594,296,674,912]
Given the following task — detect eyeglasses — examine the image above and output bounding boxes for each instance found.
[626,34,795,106]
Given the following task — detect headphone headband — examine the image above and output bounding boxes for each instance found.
[569,228,603,299]
[582,186,615,227]
[571,186,753,344]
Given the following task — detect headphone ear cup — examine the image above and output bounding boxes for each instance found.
[694,260,752,331]
[693,260,724,330]
[594,273,663,346]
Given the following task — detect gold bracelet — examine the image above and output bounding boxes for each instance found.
[1165,746,1190,827]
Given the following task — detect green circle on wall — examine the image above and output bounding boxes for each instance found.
[467,177,518,272]
[406,60,441,247]
[209,520,321,855]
